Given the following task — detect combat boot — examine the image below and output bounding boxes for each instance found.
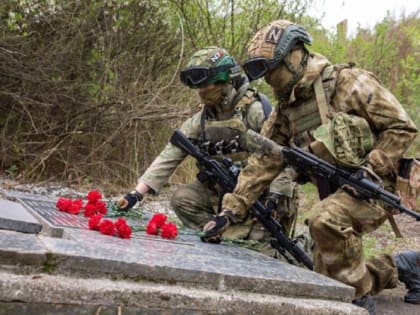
[394,250,420,304]
[352,294,376,315]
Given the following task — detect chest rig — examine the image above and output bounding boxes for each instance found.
[198,89,263,162]
[284,63,353,148]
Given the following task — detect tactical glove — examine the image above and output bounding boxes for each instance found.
[342,164,378,200]
[201,209,236,243]
[117,191,143,211]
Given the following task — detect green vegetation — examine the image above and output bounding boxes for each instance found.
[0,0,418,193]
[42,252,59,273]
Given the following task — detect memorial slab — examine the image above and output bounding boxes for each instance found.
[1,190,176,238]
[0,199,42,233]
[0,190,360,313]
[39,229,354,302]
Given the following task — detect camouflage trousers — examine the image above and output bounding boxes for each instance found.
[307,189,398,297]
[171,179,301,258]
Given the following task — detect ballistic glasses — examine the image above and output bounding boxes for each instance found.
[180,64,232,88]
[242,57,281,81]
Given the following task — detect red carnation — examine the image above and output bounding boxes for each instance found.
[56,198,72,212]
[84,200,107,217]
[95,200,107,215]
[67,199,83,215]
[146,222,158,235]
[150,213,167,227]
[88,214,103,230]
[160,222,178,239]
[98,219,116,236]
[115,218,132,239]
[87,190,102,202]
[84,203,98,217]
[115,217,127,228]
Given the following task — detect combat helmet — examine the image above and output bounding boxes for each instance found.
[242,20,312,101]
[180,46,240,88]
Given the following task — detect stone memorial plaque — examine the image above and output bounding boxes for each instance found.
[10,192,197,241]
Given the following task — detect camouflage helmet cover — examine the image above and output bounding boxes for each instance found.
[187,46,235,67]
[186,46,237,84]
[247,20,312,62]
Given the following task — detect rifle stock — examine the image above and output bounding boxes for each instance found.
[246,129,420,221]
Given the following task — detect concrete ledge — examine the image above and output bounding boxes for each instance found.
[0,271,367,315]
[0,231,46,266]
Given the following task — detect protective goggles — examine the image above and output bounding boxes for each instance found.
[180,65,231,88]
[242,57,281,81]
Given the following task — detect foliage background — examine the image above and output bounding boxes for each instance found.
[0,0,418,193]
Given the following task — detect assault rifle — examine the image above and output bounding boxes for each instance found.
[170,128,314,270]
[246,129,420,221]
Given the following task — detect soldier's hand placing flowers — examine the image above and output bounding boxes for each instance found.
[117,190,143,211]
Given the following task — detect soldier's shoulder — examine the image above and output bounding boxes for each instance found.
[337,66,381,85]
[180,109,203,137]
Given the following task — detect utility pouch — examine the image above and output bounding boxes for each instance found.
[395,158,420,212]
[310,112,375,168]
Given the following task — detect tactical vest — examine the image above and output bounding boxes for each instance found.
[285,63,343,147]
[199,89,271,162]
[284,63,374,167]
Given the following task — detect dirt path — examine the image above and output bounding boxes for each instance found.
[375,286,419,315]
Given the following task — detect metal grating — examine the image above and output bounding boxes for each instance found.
[20,197,88,229]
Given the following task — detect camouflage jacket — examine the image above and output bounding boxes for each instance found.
[139,83,269,193]
[223,53,418,220]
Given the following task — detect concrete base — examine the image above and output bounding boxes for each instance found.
[0,270,366,315]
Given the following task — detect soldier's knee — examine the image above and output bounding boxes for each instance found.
[170,187,191,212]
[308,212,329,239]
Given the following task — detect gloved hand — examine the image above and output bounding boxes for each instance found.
[342,164,375,200]
[117,191,143,211]
[201,209,236,243]
[201,216,229,243]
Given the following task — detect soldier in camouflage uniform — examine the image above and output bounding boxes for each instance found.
[118,46,301,257]
[201,21,420,313]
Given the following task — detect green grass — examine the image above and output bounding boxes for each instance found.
[42,252,59,273]
[297,183,319,224]
[363,235,394,259]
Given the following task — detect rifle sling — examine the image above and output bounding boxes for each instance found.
[387,214,403,238]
